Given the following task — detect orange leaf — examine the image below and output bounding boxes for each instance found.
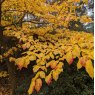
[45,73,52,85]
[15,58,25,70]
[35,78,42,92]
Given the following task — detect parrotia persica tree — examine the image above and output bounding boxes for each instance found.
[0,0,94,95]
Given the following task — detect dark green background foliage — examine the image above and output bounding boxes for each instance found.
[15,59,94,95]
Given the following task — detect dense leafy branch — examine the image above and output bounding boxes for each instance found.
[0,0,94,95]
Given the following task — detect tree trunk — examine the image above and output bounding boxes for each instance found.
[7,61,17,95]
[0,1,17,95]
[0,2,3,41]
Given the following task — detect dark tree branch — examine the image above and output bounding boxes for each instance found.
[0,0,6,4]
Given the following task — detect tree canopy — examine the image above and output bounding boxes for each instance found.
[0,0,94,95]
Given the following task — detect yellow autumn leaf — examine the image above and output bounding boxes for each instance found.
[65,52,74,65]
[88,51,94,60]
[23,57,30,68]
[45,73,52,85]
[36,53,44,58]
[9,57,16,62]
[3,53,10,58]
[38,60,46,65]
[59,56,65,61]
[39,71,45,78]
[56,68,63,73]
[29,55,36,61]
[34,72,42,80]
[85,60,94,79]
[72,45,80,58]
[22,42,31,50]
[46,55,50,60]
[33,65,40,73]
[77,60,82,70]
[46,61,52,67]
[56,62,64,69]
[28,80,35,95]
[52,70,59,81]
[0,71,9,78]
[49,52,54,59]
[41,66,47,72]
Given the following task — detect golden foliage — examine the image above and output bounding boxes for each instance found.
[1,0,94,95]
[3,28,94,94]
[85,60,94,79]
[0,71,9,78]
[35,78,42,92]
[28,80,35,95]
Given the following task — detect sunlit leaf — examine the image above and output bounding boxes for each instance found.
[77,60,82,70]
[33,65,40,73]
[15,58,25,70]
[52,70,59,81]
[39,71,45,78]
[28,80,35,95]
[35,78,42,92]
[85,60,94,79]
[65,52,74,65]
[45,73,52,85]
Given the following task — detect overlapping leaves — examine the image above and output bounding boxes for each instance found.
[4,29,94,94]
